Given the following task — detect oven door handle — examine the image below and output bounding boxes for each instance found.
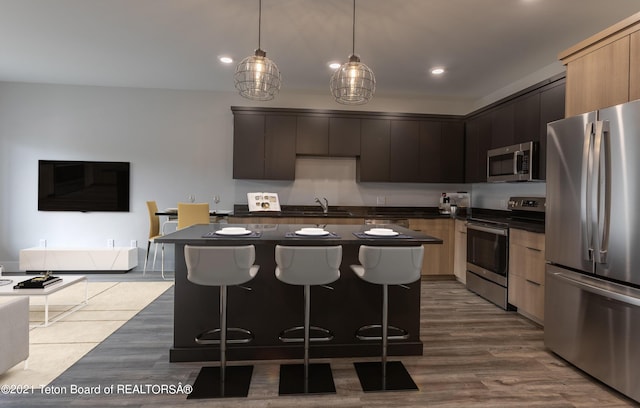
[466,223,508,236]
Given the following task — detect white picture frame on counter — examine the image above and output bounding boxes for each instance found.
[247,192,281,212]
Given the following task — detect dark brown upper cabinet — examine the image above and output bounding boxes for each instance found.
[490,102,515,148]
[389,120,421,182]
[233,112,296,180]
[464,75,566,183]
[264,115,297,180]
[514,92,541,144]
[419,120,465,183]
[233,113,266,180]
[329,117,360,156]
[439,121,465,183]
[296,115,328,155]
[358,118,391,182]
[465,113,492,183]
[538,82,566,180]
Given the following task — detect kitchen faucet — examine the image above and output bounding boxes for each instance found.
[315,197,329,214]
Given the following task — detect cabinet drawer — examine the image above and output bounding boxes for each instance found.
[509,274,545,323]
[510,228,545,250]
[509,243,545,284]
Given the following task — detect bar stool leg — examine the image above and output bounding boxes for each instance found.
[354,284,419,392]
[187,284,254,399]
[278,285,336,395]
[220,285,227,395]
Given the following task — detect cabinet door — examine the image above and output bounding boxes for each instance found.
[465,114,492,182]
[440,121,465,183]
[390,120,420,182]
[419,121,442,182]
[296,116,328,155]
[514,93,540,144]
[453,219,467,283]
[359,119,390,181]
[265,115,297,180]
[329,117,360,156]
[630,31,640,102]
[490,102,515,148]
[233,114,265,179]
[565,36,630,116]
[539,82,565,180]
[409,218,454,276]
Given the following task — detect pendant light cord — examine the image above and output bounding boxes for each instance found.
[258,0,262,50]
[351,0,356,55]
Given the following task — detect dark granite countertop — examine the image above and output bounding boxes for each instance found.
[230,205,545,233]
[231,205,459,219]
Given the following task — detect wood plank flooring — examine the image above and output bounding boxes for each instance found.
[2,279,636,407]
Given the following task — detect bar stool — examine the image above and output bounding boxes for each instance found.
[274,245,342,395]
[184,245,260,399]
[350,245,424,392]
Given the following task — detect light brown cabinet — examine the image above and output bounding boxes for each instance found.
[453,219,467,283]
[508,228,545,324]
[409,218,454,276]
[560,12,640,116]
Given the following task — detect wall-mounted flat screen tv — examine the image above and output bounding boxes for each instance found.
[38,160,130,212]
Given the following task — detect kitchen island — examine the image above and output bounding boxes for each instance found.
[156,223,441,363]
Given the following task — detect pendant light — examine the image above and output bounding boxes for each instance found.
[234,0,282,101]
[330,0,376,105]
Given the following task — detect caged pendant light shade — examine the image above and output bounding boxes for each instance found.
[234,0,281,101]
[330,0,375,105]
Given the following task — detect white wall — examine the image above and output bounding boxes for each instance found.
[0,81,545,271]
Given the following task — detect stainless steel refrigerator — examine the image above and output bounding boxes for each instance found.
[546,99,640,403]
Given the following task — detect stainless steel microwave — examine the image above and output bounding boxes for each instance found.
[487,141,538,182]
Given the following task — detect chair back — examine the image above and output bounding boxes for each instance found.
[356,246,423,285]
[146,200,160,239]
[275,245,342,286]
[177,202,210,229]
[184,245,259,286]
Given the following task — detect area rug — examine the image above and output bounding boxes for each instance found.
[0,281,173,388]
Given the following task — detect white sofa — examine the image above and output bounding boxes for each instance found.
[0,296,29,374]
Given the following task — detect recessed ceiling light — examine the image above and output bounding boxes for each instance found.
[431,67,445,75]
[219,56,233,64]
[329,62,341,70]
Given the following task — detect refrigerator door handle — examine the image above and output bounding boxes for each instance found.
[595,120,610,263]
[581,121,595,262]
[551,270,640,307]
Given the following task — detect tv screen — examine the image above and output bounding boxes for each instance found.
[38,160,130,212]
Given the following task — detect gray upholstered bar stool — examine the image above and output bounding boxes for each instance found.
[274,245,342,395]
[350,245,424,392]
[184,245,260,399]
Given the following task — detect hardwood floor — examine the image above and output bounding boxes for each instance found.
[3,279,636,407]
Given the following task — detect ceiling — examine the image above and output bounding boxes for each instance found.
[1,0,640,103]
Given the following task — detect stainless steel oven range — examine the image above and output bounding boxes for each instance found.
[466,218,510,309]
[465,196,545,310]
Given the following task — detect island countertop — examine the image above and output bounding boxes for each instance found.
[157,223,441,363]
[156,223,443,246]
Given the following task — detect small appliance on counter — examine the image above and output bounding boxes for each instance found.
[247,192,281,212]
[439,192,470,217]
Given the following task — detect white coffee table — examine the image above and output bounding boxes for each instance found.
[0,275,88,327]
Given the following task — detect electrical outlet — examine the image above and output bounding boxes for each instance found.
[130,240,137,248]
[107,239,115,248]
[376,196,386,205]
[39,239,47,248]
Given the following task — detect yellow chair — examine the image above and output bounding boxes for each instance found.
[178,202,211,230]
[144,200,170,279]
